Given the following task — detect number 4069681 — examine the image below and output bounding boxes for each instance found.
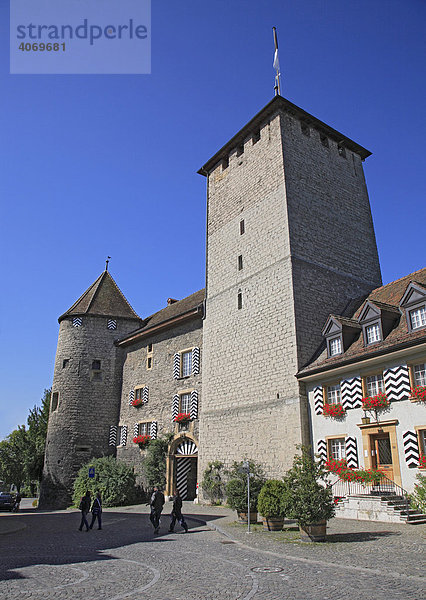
[18,43,66,51]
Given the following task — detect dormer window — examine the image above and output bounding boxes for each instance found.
[322,315,360,358]
[329,337,342,356]
[409,306,426,330]
[365,323,381,344]
[399,281,426,333]
[358,300,399,346]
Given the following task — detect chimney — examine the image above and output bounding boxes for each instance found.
[167,298,178,305]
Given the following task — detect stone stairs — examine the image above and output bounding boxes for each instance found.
[334,494,426,524]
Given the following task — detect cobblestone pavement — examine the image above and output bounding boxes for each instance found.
[0,503,424,600]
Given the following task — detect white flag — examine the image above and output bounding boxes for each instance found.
[273,49,280,73]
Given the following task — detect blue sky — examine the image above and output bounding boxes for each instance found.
[1,0,425,440]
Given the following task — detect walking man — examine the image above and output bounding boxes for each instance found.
[168,489,188,533]
[149,486,165,534]
[89,491,102,530]
[78,490,91,531]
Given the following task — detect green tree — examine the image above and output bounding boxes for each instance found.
[281,446,335,527]
[202,460,225,504]
[73,456,139,507]
[142,434,173,491]
[26,389,50,486]
[0,427,29,492]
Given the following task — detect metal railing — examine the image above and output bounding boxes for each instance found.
[330,473,411,515]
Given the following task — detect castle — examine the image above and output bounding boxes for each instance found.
[40,95,426,508]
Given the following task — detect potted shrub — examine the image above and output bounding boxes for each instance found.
[281,447,335,542]
[225,460,265,523]
[257,479,286,531]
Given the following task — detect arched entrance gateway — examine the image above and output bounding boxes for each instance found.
[166,436,198,500]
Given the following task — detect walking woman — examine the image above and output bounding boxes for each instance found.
[78,490,91,531]
[89,491,102,530]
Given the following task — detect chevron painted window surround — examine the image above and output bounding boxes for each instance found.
[326,384,341,404]
[413,363,426,387]
[365,374,385,397]
[136,422,152,436]
[328,437,346,460]
[173,347,200,379]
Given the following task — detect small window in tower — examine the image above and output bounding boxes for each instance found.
[147,356,152,370]
[62,359,69,369]
[237,291,243,310]
[236,143,244,157]
[301,121,310,136]
[51,392,59,412]
[92,360,101,370]
[252,130,260,144]
[147,343,153,353]
[107,319,117,330]
[320,133,329,148]
[240,219,245,235]
[338,144,346,158]
[238,255,243,271]
[222,156,229,170]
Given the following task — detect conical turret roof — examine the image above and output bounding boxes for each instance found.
[59,270,141,323]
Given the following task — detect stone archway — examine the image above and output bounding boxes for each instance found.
[166,436,198,500]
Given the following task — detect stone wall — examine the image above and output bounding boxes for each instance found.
[200,104,381,484]
[40,314,140,508]
[117,317,203,493]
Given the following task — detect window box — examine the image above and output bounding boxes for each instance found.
[174,412,191,424]
[410,385,426,402]
[133,434,151,447]
[361,392,389,411]
[131,398,144,408]
[322,403,345,419]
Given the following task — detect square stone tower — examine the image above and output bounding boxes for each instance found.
[198,96,382,478]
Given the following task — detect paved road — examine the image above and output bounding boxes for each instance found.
[0,504,424,600]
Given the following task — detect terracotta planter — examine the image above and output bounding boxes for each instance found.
[237,511,257,524]
[262,516,284,531]
[299,520,327,542]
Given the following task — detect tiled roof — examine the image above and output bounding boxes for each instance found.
[117,289,205,345]
[298,268,426,376]
[59,271,141,322]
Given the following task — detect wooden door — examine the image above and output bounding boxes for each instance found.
[370,433,394,480]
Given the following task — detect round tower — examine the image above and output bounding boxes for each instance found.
[39,268,142,508]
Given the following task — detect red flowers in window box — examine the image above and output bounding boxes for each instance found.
[411,386,426,401]
[174,412,191,423]
[133,435,151,446]
[325,458,384,484]
[322,403,345,418]
[419,455,426,469]
[361,392,389,411]
[131,398,144,408]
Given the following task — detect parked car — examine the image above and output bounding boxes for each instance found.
[0,492,15,511]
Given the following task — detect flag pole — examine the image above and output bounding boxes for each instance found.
[272,27,281,96]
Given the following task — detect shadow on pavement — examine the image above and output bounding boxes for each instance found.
[0,507,219,582]
[324,530,400,543]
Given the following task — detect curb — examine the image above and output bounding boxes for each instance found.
[185,515,235,540]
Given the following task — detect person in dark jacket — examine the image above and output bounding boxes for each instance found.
[149,486,165,534]
[89,491,102,530]
[78,490,91,531]
[168,489,188,533]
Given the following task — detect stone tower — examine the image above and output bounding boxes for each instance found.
[198,96,382,478]
[40,269,142,508]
